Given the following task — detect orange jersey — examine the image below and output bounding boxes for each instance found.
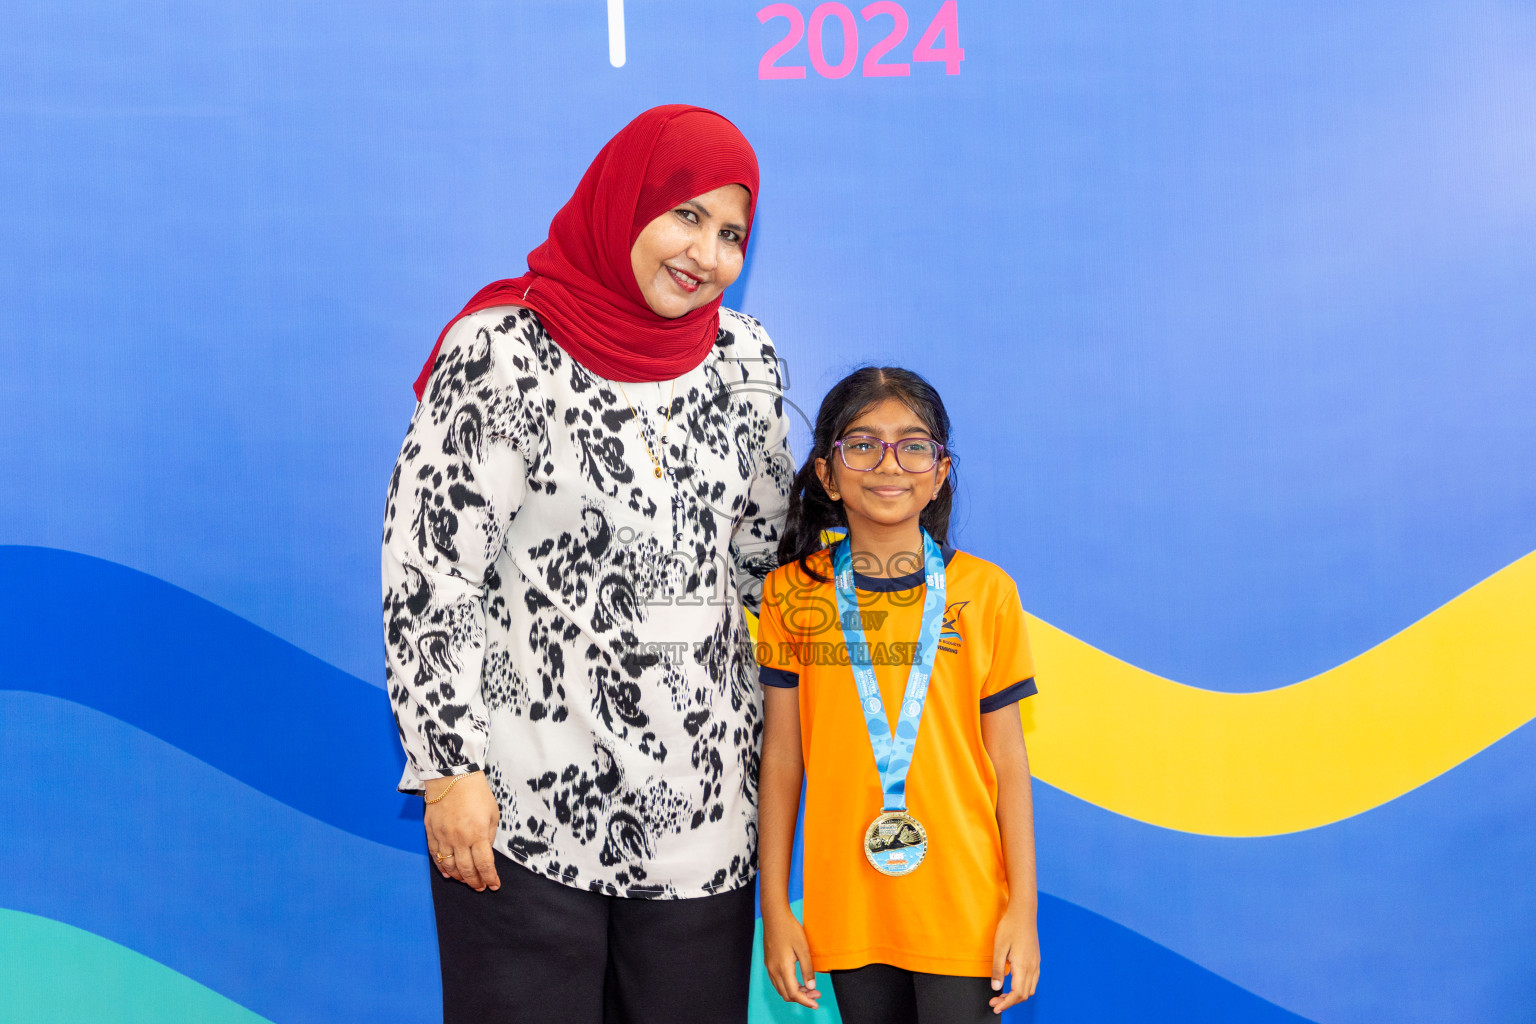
[757,546,1037,976]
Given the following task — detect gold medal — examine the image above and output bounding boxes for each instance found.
[863,810,929,877]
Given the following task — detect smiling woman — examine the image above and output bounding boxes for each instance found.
[630,185,751,318]
[385,105,792,1024]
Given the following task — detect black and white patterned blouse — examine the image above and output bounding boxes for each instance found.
[382,305,792,898]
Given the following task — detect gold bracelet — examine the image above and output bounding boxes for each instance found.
[423,773,468,805]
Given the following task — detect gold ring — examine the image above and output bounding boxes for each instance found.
[434,851,455,863]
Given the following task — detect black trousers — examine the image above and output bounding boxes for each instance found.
[430,852,755,1024]
[829,962,998,1024]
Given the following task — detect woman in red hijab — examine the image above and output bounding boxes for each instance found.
[382,105,791,1023]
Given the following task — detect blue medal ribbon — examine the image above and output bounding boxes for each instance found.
[832,529,947,814]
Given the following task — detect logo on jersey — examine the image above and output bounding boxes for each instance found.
[938,600,968,654]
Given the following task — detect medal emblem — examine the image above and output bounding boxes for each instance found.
[864,811,929,876]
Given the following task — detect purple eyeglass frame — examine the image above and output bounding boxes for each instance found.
[832,435,947,472]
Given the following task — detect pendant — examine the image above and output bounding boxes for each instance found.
[863,811,928,877]
[654,465,663,479]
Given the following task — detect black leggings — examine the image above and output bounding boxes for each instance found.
[829,962,998,1024]
[431,852,755,1024]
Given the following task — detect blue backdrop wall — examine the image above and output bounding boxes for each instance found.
[3,2,1535,1022]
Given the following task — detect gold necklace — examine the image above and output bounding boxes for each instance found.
[617,379,678,479]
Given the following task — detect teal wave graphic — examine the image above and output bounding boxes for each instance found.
[0,909,273,1024]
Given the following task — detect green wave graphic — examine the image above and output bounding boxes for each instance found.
[0,909,272,1024]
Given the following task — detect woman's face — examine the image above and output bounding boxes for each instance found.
[630,183,751,318]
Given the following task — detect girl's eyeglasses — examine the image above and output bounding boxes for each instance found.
[833,435,946,473]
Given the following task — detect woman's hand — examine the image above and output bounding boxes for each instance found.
[988,903,1040,1013]
[423,771,501,891]
[763,904,821,1008]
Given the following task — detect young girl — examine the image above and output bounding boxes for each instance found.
[757,367,1041,1022]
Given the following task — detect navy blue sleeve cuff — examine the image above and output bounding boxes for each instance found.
[759,665,800,689]
[980,677,1037,713]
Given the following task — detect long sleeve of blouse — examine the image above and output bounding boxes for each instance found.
[382,314,542,783]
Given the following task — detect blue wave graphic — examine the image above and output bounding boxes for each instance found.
[0,545,421,852]
[0,691,436,1024]
[1035,719,1536,1024]
[1016,894,1314,1023]
[748,897,1314,1024]
[2,690,1321,1024]
[4,546,1533,1022]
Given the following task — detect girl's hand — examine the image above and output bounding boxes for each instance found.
[763,904,822,1008]
[423,771,501,892]
[988,904,1040,1013]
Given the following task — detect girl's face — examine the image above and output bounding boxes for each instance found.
[629,183,750,319]
[815,397,951,540]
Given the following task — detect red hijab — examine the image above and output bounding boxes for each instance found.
[413,105,760,398]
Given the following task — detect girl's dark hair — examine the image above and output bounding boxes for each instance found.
[778,366,956,581]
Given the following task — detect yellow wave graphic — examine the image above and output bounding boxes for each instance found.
[1021,551,1536,836]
